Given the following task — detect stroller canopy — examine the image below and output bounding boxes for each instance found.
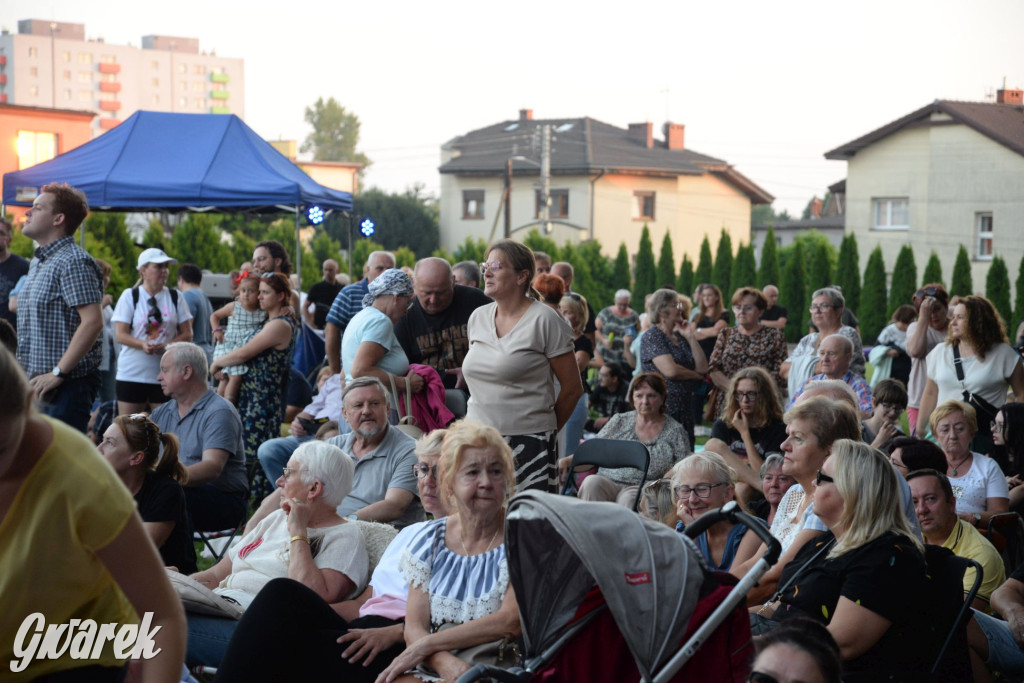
[505,491,708,681]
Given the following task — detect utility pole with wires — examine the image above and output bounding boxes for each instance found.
[539,124,551,234]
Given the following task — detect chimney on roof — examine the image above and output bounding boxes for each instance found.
[628,122,654,149]
[809,197,823,219]
[996,88,1023,105]
[663,122,685,151]
[519,108,533,121]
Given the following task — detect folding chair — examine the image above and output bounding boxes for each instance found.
[193,459,260,563]
[559,438,650,512]
[987,512,1024,576]
[927,547,982,680]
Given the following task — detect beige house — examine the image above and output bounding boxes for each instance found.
[824,88,1024,293]
[438,110,772,260]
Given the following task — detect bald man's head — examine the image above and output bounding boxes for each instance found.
[413,258,455,315]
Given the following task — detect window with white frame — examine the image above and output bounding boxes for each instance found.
[976,213,993,260]
[632,191,656,221]
[462,190,484,219]
[872,197,909,229]
[535,189,569,219]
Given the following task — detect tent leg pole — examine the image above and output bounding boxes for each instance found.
[295,209,301,288]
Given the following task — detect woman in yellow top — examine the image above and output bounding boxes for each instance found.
[0,346,185,682]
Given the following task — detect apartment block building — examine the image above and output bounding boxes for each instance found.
[0,19,244,136]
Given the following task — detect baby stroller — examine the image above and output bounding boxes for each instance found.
[458,492,781,683]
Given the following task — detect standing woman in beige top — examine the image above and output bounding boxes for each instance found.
[461,239,583,493]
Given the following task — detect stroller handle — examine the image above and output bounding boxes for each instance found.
[683,501,782,566]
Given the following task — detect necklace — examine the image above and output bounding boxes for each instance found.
[459,524,501,556]
[949,453,972,476]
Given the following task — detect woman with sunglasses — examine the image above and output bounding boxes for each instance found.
[112,247,193,416]
[748,617,841,683]
[98,412,196,574]
[707,287,787,420]
[559,293,593,459]
[733,397,862,602]
[671,451,765,572]
[906,283,950,436]
[212,431,450,682]
[462,240,582,493]
[753,440,928,676]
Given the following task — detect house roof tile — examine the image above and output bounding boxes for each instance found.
[440,116,773,203]
[824,99,1024,160]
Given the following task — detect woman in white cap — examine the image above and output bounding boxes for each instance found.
[112,247,193,415]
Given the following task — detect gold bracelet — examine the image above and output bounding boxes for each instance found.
[290,535,309,544]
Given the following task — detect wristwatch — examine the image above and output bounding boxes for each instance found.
[51,366,64,378]
[347,513,359,521]
[973,513,982,525]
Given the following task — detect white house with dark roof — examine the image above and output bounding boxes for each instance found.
[438,109,773,260]
[824,87,1024,293]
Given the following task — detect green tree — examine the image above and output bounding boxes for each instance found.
[780,241,807,342]
[695,236,713,286]
[712,229,733,293]
[803,238,833,317]
[757,227,780,290]
[80,212,140,291]
[142,221,166,251]
[453,237,488,264]
[922,251,944,287]
[656,232,676,288]
[860,246,889,343]
[613,243,631,292]
[730,242,757,294]
[351,239,387,277]
[431,246,455,263]
[228,231,257,273]
[888,245,918,316]
[169,214,234,278]
[1015,253,1024,328]
[986,255,1013,328]
[522,230,560,262]
[309,230,343,269]
[577,240,614,312]
[951,246,973,297]
[352,187,439,258]
[834,233,861,312]
[392,246,417,270]
[634,225,657,302]
[677,254,694,297]
[301,97,371,169]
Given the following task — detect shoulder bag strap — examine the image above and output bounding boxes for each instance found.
[387,372,405,418]
[952,344,972,401]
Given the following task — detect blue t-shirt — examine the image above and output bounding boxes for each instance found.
[341,306,409,383]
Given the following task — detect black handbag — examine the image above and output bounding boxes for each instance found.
[951,345,999,441]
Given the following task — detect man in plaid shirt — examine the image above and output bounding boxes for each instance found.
[788,334,873,418]
[16,183,103,432]
[585,362,632,434]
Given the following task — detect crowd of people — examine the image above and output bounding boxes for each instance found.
[6,181,1024,681]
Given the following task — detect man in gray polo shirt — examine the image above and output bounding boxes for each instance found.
[329,376,422,527]
[153,342,248,532]
[245,376,423,530]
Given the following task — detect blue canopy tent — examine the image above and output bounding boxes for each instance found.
[3,110,353,377]
[2,110,354,284]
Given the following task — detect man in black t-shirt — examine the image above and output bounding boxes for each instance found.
[304,258,344,329]
[759,284,788,332]
[394,258,491,390]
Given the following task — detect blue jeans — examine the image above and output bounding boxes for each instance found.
[186,613,238,668]
[40,371,100,433]
[563,393,588,458]
[973,608,1024,673]
[257,435,313,484]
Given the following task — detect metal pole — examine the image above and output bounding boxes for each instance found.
[347,212,354,278]
[294,208,301,288]
[504,158,512,239]
[540,125,551,234]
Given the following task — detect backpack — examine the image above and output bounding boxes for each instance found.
[132,286,179,309]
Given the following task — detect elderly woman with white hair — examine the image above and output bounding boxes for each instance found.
[183,440,370,668]
[596,288,639,366]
